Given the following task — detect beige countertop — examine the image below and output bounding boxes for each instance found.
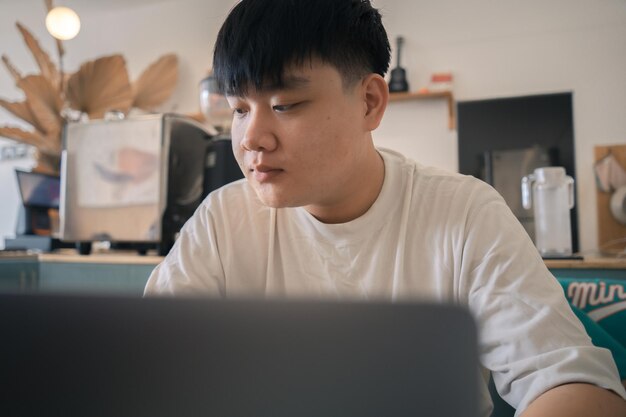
[543,256,626,270]
[2,250,626,269]
[0,249,163,265]
[43,251,164,265]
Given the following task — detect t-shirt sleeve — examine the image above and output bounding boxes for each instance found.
[143,198,226,297]
[457,182,626,415]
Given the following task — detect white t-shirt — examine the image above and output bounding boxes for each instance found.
[145,148,626,416]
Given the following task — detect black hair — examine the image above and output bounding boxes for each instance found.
[213,0,391,96]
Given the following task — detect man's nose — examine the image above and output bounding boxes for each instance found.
[239,109,278,152]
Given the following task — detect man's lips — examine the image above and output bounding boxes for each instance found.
[250,164,284,183]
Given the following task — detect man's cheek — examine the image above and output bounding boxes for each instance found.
[230,142,246,174]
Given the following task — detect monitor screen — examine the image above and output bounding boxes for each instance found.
[15,169,60,209]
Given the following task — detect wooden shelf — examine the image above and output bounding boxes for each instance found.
[388,91,455,130]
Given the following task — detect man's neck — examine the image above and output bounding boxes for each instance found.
[304,146,385,224]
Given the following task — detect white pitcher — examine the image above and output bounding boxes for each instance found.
[521,167,575,257]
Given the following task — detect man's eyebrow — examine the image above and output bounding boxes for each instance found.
[225,75,311,98]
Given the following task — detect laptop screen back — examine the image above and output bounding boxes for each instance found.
[0,295,480,417]
[15,169,60,209]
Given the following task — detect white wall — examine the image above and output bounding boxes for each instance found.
[1,0,625,252]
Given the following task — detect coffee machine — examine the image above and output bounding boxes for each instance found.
[60,113,242,255]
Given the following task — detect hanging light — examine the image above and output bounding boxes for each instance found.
[45,6,81,40]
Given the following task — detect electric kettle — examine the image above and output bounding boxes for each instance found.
[522,167,575,257]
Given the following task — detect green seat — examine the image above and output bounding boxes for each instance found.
[489,375,515,417]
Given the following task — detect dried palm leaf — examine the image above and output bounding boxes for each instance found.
[66,54,133,119]
[0,98,46,133]
[15,22,60,89]
[0,126,59,155]
[132,54,178,110]
[17,75,63,137]
[2,54,22,83]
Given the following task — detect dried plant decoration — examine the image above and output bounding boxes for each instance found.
[132,54,178,111]
[0,1,179,175]
[66,55,134,119]
[15,22,61,91]
[0,99,41,130]
[18,75,63,136]
[2,55,23,82]
[0,127,59,156]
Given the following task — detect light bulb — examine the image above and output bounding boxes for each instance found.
[45,6,81,40]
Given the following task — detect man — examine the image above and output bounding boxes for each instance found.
[145,0,626,415]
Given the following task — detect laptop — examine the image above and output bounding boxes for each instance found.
[0,294,480,417]
[12,169,60,239]
[15,169,61,210]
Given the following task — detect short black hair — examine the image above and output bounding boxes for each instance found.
[213,0,391,96]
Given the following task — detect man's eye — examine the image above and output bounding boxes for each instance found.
[232,108,247,117]
[272,103,298,112]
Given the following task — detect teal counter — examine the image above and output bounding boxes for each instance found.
[0,252,624,296]
[0,251,161,296]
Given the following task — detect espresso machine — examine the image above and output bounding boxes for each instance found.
[60,113,242,255]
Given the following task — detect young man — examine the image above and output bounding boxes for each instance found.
[145,0,626,415]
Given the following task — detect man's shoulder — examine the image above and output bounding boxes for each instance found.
[378,148,504,211]
[381,149,491,193]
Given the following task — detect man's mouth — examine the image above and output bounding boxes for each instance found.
[250,164,284,183]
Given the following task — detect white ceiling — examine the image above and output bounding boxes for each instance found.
[0,0,176,13]
[79,0,178,12]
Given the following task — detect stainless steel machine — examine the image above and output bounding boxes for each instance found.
[483,146,552,242]
[60,113,242,255]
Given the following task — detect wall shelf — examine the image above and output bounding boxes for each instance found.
[388,91,456,130]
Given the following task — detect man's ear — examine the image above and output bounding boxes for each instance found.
[361,74,389,131]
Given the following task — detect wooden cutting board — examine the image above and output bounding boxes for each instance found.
[595,144,626,254]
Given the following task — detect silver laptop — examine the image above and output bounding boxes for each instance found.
[0,294,479,417]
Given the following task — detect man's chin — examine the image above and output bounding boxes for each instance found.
[254,189,301,209]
